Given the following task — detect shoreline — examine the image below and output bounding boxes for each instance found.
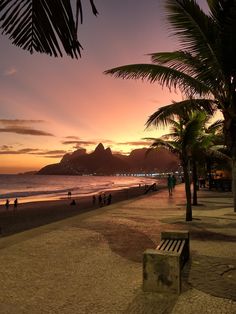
[0,183,166,237]
[0,178,160,208]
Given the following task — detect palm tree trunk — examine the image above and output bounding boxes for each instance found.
[192,159,198,205]
[224,113,236,211]
[232,158,236,212]
[183,159,192,221]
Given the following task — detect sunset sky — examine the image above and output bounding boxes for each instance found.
[0,0,208,173]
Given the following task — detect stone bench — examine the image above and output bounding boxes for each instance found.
[143,230,189,294]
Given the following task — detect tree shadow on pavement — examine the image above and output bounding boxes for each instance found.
[190,229,236,242]
[183,255,236,300]
[160,219,236,242]
[80,221,156,263]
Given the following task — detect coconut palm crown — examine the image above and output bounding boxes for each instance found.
[105,0,236,211]
[0,0,98,58]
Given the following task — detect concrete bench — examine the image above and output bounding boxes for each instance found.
[143,230,189,294]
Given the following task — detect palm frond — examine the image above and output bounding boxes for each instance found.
[0,0,98,58]
[206,119,223,133]
[104,63,210,96]
[145,137,180,155]
[206,146,232,164]
[182,112,205,148]
[166,0,222,74]
[146,98,215,129]
[149,51,204,79]
[206,0,236,93]
[149,50,225,97]
[161,133,175,139]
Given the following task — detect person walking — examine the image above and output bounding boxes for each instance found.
[92,195,96,205]
[5,199,9,210]
[14,198,18,210]
[98,194,103,207]
[167,174,174,196]
[103,193,106,205]
[107,193,112,205]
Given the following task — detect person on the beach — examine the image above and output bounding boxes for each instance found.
[98,194,102,207]
[14,198,18,209]
[107,193,112,205]
[92,195,96,205]
[70,199,76,205]
[167,174,174,196]
[68,191,72,199]
[103,193,106,205]
[5,199,9,210]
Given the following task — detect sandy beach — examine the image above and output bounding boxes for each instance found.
[0,183,163,237]
[0,183,236,313]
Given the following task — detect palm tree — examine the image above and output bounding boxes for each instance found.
[201,120,232,191]
[146,110,205,221]
[190,117,226,205]
[0,0,98,58]
[104,0,236,212]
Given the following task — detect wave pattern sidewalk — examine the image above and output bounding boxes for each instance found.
[0,184,236,313]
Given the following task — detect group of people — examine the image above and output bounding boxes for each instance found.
[5,198,18,210]
[67,191,113,208]
[167,174,177,196]
[93,193,112,207]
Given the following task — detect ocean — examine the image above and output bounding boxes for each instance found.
[0,174,159,203]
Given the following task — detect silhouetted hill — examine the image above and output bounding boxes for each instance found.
[61,148,86,163]
[37,143,179,175]
[127,148,179,172]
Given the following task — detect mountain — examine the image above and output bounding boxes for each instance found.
[37,143,179,175]
[126,148,179,172]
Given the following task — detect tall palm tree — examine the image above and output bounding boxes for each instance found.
[146,110,205,221]
[0,0,98,58]
[104,0,236,212]
[147,102,228,210]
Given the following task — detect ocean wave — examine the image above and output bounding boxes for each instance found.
[0,187,79,199]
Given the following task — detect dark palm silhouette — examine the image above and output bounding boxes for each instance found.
[146,110,206,221]
[105,0,236,212]
[0,0,98,58]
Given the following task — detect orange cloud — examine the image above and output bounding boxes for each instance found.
[0,148,39,154]
[0,119,45,125]
[62,140,97,145]
[117,140,150,146]
[0,119,54,136]
[0,148,66,157]
[0,127,54,136]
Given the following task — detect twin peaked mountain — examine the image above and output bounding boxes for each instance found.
[37,143,178,175]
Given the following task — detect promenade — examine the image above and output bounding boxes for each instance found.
[0,184,236,313]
